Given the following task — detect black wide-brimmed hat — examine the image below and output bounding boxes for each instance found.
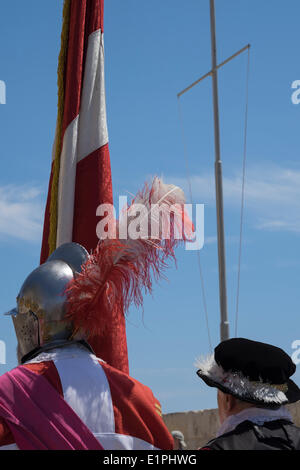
[196,338,300,409]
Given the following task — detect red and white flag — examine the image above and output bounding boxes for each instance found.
[40,0,129,374]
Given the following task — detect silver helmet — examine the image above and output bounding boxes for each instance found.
[6,242,89,362]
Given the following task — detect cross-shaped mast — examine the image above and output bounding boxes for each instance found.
[178,0,250,342]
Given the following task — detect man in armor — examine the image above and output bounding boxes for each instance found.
[0,177,193,450]
[196,338,300,450]
[0,242,173,450]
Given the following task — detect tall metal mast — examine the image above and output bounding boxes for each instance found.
[177,1,250,343]
[209,0,229,342]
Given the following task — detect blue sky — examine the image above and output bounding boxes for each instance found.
[0,0,300,414]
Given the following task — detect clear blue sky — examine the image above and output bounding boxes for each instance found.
[0,0,300,414]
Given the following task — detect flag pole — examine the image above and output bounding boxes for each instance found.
[209,0,230,342]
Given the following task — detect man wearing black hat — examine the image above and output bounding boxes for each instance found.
[196,338,300,450]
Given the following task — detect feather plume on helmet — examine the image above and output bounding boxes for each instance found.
[64,177,194,339]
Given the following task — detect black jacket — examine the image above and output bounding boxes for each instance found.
[201,419,300,450]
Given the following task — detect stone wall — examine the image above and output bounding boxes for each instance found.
[163,402,300,450]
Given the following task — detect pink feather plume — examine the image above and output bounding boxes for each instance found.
[65,177,194,338]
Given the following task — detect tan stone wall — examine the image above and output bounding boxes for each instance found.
[163,409,220,450]
[163,402,300,450]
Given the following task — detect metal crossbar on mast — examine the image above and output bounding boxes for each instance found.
[177,0,250,343]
